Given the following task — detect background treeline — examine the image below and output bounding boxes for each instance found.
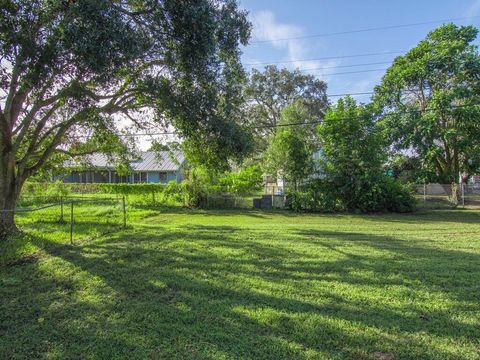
[237,24,480,212]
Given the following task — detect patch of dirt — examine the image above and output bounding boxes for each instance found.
[373,352,395,360]
[6,252,41,267]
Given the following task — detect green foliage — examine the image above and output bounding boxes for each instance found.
[0,0,253,225]
[244,65,327,155]
[286,178,416,213]
[181,178,209,208]
[316,97,415,213]
[285,180,337,212]
[162,181,185,205]
[374,24,480,182]
[96,183,167,196]
[264,103,314,190]
[219,165,263,195]
[388,155,438,184]
[44,180,71,198]
[379,177,418,213]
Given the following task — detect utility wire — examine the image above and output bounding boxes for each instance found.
[297,61,392,72]
[328,91,374,97]
[72,92,377,138]
[309,68,388,76]
[244,51,404,66]
[253,102,480,129]
[74,102,480,138]
[250,15,480,44]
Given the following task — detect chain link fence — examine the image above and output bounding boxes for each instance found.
[416,183,480,208]
[2,195,127,244]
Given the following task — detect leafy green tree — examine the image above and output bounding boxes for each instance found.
[245,65,328,151]
[264,103,314,191]
[0,0,250,235]
[219,165,263,195]
[374,24,480,184]
[317,97,414,212]
[388,154,436,184]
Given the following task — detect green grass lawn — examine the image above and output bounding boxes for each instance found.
[1,208,480,359]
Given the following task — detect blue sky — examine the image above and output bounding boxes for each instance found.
[239,0,480,103]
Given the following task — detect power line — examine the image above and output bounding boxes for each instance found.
[72,91,377,138]
[253,102,480,129]
[74,102,480,138]
[327,91,374,97]
[309,68,388,76]
[250,15,480,44]
[297,61,392,72]
[244,51,403,67]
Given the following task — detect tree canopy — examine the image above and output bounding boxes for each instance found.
[0,0,251,235]
[374,24,480,183]
[318,97,397,212]
[264,102,314,190]
[244,65,328,151]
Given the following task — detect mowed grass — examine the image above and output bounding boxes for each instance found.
[1,208,480,359]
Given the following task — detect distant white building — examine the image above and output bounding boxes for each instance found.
[470,174,480,188]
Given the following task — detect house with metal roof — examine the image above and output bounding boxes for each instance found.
[62,151,186,184]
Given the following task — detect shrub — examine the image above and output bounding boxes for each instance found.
[286,177,416,213]
[379,177,417,213]
[45,180,71,198]
[286,180,337,212]
[219,165,263,195]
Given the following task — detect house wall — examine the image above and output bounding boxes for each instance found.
[147,172,160,183]
[176,170,184,182]
[166,172,177,182]
[63,170,184,184]
[145,171,179,184]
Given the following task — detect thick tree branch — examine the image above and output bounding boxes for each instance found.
[22,111,89,177]
[55,148,100,157]
[3,57,21,124]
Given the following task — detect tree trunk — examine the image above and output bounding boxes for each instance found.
[0,190,18,239]
[0,151,22,239]
[450,183,459,206]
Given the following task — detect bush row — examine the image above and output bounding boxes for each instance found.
[286,177,416,213]
[21,180,255,209]
[23,181,169,195]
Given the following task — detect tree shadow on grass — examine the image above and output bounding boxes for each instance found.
[360,208,480,225]
[131,205,272,219]
[1,223,479,359]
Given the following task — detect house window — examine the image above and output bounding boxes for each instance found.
[133,172,147,183]
[159,172,167,183]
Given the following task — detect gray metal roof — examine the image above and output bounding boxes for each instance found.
[84,151,185,172]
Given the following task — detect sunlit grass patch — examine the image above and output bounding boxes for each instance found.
[1,208,480,359]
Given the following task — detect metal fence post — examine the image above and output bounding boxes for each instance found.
[70,201,74,245]
[423,183,426,203]
[462,182,465,207]
[60,196,64,223]
[1,210,4,237]
[122,195,126,228]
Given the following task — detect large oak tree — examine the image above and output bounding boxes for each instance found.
[374,24,480,184]
[245,65,328,152]
[0,0,251,236]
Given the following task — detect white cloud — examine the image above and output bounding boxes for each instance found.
[464,0,480,17]
[249,10,340,80]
